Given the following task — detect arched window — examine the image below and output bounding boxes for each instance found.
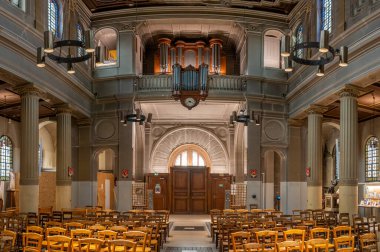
[263,30,283,68]
[320,0,332,32]
[0,136,13,181]
[365,137,379,182]
[295,24,304,59]
[77,23,84,57]
[48,0,59,36]
[175,149,205,167]
[94,28,118,67]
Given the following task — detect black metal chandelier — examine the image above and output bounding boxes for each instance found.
[281,30,348,76]
[119,109,152,126]
[230,110,260,127]
[36,0,94,74]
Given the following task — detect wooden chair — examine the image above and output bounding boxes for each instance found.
[276,240,302,252]
[255,230,277,252]
[47,235,72,252]
[26,225,44,235]
[46,227,67,236]
[89,224,106,238]
[243,243,261,252]
[305,238,329,252]
[108,239,137,252]
[110,225,128,239]
[134,226,153,252]
[45,221,63,228]
[97,230,118,241]
[77,238,104,252]
[231,231,251,252]
[71,229,92,251]
[283,229,305,252]
[359,233,378,252]
[309,227,334,249]
[64,222,84,235]
[333,226,352,238]
[22,232,43,252]
[2,229,16,251]
[123,231,148,252]
[334,236,355,252]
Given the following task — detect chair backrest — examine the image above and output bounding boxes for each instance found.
[23,232,43,251]
[306,238,329,252]
[243,242,261,252]
[46,227,67,236]
[108,239,137,252]
[255,230,278,249]
[26,225,44,235]
[310,227,329,239]
[98,230,118,241]
[134,226,153,245]
[333,226,351,238]
[78,238,104,252]
[110,225,128,238]
[45,221,63,228]
[283,229,305,251]
[359,233,378,252]
[47,235,72,252]
[2,229,16,248]
[276,240,303,252]
[71,228,92,239]
[231,231,251,252]
[123,231,147,252]
[334,236,355,251]
[64,221,84,232]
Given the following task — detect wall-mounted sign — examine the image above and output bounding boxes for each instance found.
[218,184,224,188]
[155,184,161,194]
[306,167,311,177]
[68,167,74,177]
[121,169,129,178]
[250,169,257,178]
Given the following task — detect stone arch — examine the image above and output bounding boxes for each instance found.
[150,126,229,174]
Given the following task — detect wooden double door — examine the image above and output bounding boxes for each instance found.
[172,166,207,214]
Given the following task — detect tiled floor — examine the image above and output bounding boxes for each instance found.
[163,214,216,251]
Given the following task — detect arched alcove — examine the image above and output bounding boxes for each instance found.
[263,30,284,68]
[150,127,229,174]
[39,121,57,171]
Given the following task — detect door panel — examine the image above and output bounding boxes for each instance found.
[210,174,231,210]
[172,169,190,213]
[171,167,208,214]
[146,174,168,210]
[190,169,207,213]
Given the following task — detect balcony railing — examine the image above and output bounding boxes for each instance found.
[137,74,246,93]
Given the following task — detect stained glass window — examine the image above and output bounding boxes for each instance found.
[365,137,379,182]
[0,136,13,181]
[48,0,59,36]
[320,0,332,32]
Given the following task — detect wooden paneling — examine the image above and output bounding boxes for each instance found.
[171,167,208,214]
[209,174,231,210]
[97,172,115,210]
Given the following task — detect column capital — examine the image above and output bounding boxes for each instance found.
[306,104,329,115]
[288,118,304,127]
[14,84,44,98]
[54,104,73,114]
[337,84,366,98]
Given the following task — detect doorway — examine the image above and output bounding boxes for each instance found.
[171,167,208,214]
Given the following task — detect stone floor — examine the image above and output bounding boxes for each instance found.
[163,214,216,252]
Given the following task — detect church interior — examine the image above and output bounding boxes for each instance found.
[0,0,380,250]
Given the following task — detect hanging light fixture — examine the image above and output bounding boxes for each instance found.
[36,0,94,73]
[280,30,348,76]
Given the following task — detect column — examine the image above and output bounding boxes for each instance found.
[306,105,327,209]
[56,105,72,210]
[338,86,360,216]
[18,85,40,213]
